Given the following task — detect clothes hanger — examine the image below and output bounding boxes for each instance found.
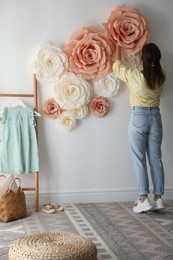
[11,99,26,107]
[0,100,26,114]
[34,111,41,117]
[10,99,41,116]
[0,100,41,117]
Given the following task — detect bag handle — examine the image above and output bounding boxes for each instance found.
[0,175,6,180]
[8,178,21,190]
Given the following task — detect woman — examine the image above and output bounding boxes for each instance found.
[113,43,166,213]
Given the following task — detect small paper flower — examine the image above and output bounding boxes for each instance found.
[70,105,89,120]
[93,73,120,97]
[32,43,68,81]
[53,72,91,110]
[57,111,76,131]
[42,98,62,119]
[104,6,149,54]
[89,96,109,117]
[65,27,113,80]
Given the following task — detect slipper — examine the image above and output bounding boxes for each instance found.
[42,204,56,214]
[51,203,64,212]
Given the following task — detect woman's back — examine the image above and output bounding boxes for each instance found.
[112,60,163,106]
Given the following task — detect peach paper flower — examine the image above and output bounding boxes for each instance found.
[93,72,120,97]
[104,6,149,54]
[65,27,113,80]
[32,43,68,82]
[89,96,109,117]
[53,72,91,110]
[42,98,62,119]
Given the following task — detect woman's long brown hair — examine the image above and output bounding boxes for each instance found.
[142,43,165,90]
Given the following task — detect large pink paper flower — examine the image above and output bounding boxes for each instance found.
[89,96,109,117]
[65,27,113,80]
[104,6,149,54]
[42,98,62,119]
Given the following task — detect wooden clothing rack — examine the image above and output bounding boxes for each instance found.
[0,74,39,211]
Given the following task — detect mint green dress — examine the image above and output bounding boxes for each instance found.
[0,107,39,174]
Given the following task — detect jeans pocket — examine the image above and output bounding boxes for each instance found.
[133,113,148,128]
[154,113,162,128]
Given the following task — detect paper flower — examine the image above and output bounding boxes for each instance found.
[121,49,142,69]
[57,111,76,131]
[53,72,91,110]
[42,98,62,119]
[70,105,89,120]
[89,96,109,117]
[103,6,149,54]
[93,73,120,97]
[65,27,113,80]
[32,43,68,81]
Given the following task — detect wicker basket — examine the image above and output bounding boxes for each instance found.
[9,231,97,260]
[0,178,27,223]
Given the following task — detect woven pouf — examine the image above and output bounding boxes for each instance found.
[9,231,97,260]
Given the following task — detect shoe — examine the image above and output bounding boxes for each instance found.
[152,198,165,211]
[133,198,153,213]
[133,198,140,205]
[51,203,64,212]
[42,204,56,214]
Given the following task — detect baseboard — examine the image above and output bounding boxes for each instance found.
[25,187,173,207]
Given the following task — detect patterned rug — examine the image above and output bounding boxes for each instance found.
[0,201,173,260]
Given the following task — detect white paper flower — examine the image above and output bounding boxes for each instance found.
[32,43,68,81]
[93,73,120,97]
[70,105,89,120]
[121,50,142,69]
[53,72,91,110]
[57,111,76,131]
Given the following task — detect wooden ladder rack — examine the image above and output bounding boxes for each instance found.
[0,74,39,211]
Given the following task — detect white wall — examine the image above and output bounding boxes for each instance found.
[0,0,173,205]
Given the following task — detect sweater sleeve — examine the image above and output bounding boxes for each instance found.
[112,60,134,86]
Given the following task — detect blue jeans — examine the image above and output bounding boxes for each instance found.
[128,106,164,196]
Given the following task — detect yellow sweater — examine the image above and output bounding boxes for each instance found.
[113,60,163,107]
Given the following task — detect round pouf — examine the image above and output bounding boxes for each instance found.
[9,231,97,260]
